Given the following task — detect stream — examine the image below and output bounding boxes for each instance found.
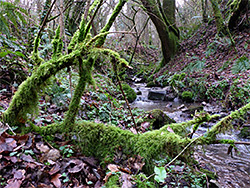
[131,83,250,188]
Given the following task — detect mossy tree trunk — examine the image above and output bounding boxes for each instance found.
[228,0,249,30]
[2,0,127,127]
[37,102,250,172]
[201,0,208,23]
[210,0,231,35]
[140,0,179,67]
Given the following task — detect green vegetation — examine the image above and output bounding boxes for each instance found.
[120,83,137,103]
[239,127,250,139]
[232,56,250,74]
[181,91,193,102]
[1,0,250,187]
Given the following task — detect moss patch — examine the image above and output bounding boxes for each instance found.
[145,109,176,129]
[181,91,193,102]
[119,83,137,103]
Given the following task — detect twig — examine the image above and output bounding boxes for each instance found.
[4,122,16,135]
[144,136,202,181]
[117,79,137,128]
[37,0,57,39]
[234,141,250,145]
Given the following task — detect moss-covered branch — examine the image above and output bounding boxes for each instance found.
[29,101,250,173]
[199,102,250,144]
[95,0,127,47]
[3,49,84,126]
[62,58,94,130]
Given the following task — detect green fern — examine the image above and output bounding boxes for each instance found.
[231,56,250,74]
[183,57,206,72]
[0,1,28,37]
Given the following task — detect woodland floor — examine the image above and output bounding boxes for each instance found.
[156,20,250,93]
[1,18,250,187]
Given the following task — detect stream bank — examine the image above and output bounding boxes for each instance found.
[131,83,250,188]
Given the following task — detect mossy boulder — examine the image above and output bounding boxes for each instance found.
[146,81,157,87]
[120,83,137,103]
[146,109,176,129]
[181,91,193,102]
[239,127,250,138]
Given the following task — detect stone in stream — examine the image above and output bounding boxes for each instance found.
[146,109,176,129]
[164,92,176,101]
[148,90,166,100]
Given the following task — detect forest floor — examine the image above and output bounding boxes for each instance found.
[1,19,250,187]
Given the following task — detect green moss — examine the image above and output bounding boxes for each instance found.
[119,83,137,103]
[146,81,157,87]
[181,91,193,102]
[145,109,176,129]
[30,37,44,65]
[95,0,127,47]
[78,14,86,43]
[218,139,235,144]
[51,26,63,58]
[199,168,217,179]
[3,50,81,126]
[105,174,120,187]
[63,58,94,130]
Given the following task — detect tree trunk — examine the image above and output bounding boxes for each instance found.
[228,0,249,30]
[210,0,229,35]
[201,0,208,23]
[140,0,179,67]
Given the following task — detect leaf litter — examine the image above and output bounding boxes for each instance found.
[0,130,145,187]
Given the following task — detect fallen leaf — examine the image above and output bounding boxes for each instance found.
[107,164,119,172]
[41,149,60,162]
[121,173,133,188]
[51,173,61,188]
[130,127,137,134]
[104,164,120,182]
[36,142,50,153]
[4,156,18,163]
[5,179,22,188]
[67,159,85,173]
[141,122,150,130]
[14,169,26,180]
[20,154,35,163]
[49,163,61,175]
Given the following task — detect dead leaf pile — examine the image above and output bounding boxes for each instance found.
[0,130,148,188]
[0,131,106,187]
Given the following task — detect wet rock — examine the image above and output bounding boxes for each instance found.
[146,109,176,129]
[177,104,186,110]
[181,107,189,112]
[164,93,176,101]
[136,90,142,95]
[163,86,173,93]
[185,106,204,115]
[166,103,172,108]
[148,90,166,100]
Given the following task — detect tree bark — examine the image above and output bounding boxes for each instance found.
[228,0,249,30]
[140,0,179,66]
[201,0,208,23]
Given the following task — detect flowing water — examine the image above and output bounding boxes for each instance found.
[131,83,250,188]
